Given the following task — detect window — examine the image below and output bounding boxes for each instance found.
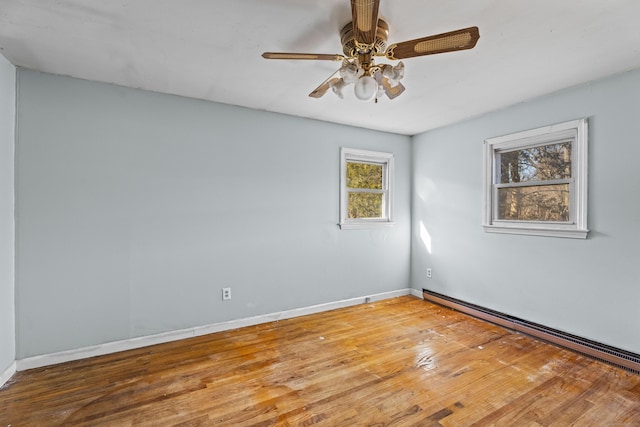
[339,147,394,229]
[483,118,588,238]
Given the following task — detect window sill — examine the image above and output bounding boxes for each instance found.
[339,221,395,230]
[483,224,589,239]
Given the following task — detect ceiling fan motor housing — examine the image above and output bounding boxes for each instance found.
[340,19,389,57]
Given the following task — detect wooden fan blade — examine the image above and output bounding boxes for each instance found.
[385,26,480,60]
[309,77,341,98]
[381,79,405,99]
[262,52,345,61]
[309,70,342,98]
[351,0,380,46]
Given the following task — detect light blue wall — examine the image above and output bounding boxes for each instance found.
[0,54,16,373]
[15,70,411,358]
[15,66,640,360]
[412,69,640,354]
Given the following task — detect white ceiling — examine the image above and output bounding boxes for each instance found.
[1,0,640,135]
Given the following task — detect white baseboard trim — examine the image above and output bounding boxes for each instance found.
[408,288,422,298]
[0,361,17,389]
[16,288,415,372]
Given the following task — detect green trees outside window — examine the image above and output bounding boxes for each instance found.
[346,162,384,218]
[339,147,394,229]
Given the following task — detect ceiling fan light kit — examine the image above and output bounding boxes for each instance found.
[262,0,479,102]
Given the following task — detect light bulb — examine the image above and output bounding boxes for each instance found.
[354,75,378,101]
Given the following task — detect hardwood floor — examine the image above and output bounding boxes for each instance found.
[1,295,639,426]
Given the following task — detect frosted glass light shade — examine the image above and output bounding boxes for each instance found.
[354,75,378,101]
[382,61,405,85]
[340,63,363,84]
[330,78,347,99]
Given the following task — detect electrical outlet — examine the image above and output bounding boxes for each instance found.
[426,268,432,279]
[222,287,231,301]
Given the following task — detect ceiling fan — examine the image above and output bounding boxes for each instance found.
[262,0,479,102]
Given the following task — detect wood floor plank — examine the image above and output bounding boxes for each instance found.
[1,296,639,426]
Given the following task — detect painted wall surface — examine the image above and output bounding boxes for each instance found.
[412,69,640,354]
[0,54,16,372]
[15,70,411,358]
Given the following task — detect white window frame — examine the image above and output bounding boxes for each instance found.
[339,147,394,230]
[483,118,589,239]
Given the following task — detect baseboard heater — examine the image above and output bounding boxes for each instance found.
[422,288,640,375]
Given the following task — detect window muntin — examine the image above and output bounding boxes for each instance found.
[340,148,394,229]
[483,119,588,238]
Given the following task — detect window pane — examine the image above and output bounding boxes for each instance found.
[499,142,571,183]
[497,184,570,221]
[348,192,383,218]
[346,162,383,189]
